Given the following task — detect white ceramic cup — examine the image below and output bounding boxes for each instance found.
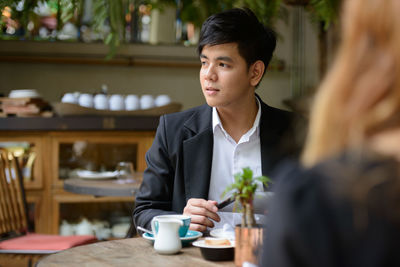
[60,220,74,236]
[78,93,94,108]
[75,218,93,235]
[125,94,140,110]
[140,95,155,109]
[61,93,78,104]
[109,94,125,110]
[155,95,171,107]
[94,94,109,110]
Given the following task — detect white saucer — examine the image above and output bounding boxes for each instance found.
[142,230,202,245]
[192,239,235,249]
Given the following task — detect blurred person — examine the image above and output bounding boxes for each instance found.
[134,8,299,233]
[261,0,400,266]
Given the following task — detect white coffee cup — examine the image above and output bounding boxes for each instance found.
[125,95,140,111]
[61,93,78,104]
[140,95,155,109]
[94,94,109,110]
[155,95,171,107]
[109,94,125,110]
[60,220,74,236]
[75,218,93,235]
[78,93,94,108]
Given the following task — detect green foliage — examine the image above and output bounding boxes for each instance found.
[60,0,81,23]
[0,0,15,10]
[307,0,341,30]
[234,0,283,27]
[222,167,271,227]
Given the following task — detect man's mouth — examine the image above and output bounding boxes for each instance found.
[205,87,219,96]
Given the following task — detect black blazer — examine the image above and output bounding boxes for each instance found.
[260,153,400,267]
[133,97,296,230]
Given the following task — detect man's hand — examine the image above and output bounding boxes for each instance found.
[183,198,220,232]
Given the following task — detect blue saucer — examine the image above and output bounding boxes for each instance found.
[142,230,202,246]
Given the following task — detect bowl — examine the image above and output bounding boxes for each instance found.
[9,89,40,98]
[192,239,235,261]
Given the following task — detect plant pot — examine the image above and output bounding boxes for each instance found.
[283,0,310,5]
[234,224,264,267]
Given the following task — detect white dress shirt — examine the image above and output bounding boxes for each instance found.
[207,98,264,231]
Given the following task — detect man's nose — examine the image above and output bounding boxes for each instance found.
[205,65,217,81]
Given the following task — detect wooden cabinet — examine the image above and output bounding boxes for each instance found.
[0,116,157,234]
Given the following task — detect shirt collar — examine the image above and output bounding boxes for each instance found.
[212,97,261,137]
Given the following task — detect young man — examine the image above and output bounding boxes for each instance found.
[133,8,295,233]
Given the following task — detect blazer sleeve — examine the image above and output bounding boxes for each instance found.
[133,115,177,230]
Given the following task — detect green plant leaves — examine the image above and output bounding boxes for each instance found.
[308,0,341,30]
[221,167,272,227]
[222,166,271,210]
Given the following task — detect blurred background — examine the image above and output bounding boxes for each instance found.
[0,0,341,111]
[0,3,342,262]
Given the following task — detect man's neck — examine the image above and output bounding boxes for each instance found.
[216,96,258,143]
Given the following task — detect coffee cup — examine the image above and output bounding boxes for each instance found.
[155,95,171,107]
[61,93,78,104]
[109,94,125,110]
[125,94,140,110]
[140,95,155,109]
[78,93,94,108]
[94,94,109,110]
[151,214,191,237]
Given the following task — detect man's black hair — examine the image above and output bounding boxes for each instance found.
[197,8,276,76]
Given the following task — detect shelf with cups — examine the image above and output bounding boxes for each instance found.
[56,92,182,117]
[0,120,156,236]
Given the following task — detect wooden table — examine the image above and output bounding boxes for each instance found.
[63,178,141,197]
[37,237,235,267]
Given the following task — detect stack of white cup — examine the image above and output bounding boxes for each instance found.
[61,93,171,110]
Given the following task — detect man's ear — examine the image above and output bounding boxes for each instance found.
[249,60,265,87]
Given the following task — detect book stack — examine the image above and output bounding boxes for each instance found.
[0,97,53,117]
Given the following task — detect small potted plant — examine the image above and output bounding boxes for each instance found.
[222,167,271,266]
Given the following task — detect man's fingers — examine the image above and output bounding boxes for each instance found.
[189,223,207,232]
[184,205,220,222]
[186,198,218,212]
[190,214,215,228]
[183,198,221,231]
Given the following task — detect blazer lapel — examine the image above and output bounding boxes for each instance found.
[183,105,213,200]
[259,99,284,176]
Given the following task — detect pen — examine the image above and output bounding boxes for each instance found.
[216,196,234,209]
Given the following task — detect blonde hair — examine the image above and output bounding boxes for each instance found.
[302,0,400,166]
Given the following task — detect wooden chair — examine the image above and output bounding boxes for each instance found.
[0,149,97,266]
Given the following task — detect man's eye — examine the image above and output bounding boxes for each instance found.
[201,61,207,66]
[219,63,228,67]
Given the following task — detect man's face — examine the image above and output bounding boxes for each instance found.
[199,43,256,109]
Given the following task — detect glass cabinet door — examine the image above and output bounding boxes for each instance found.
[51,131,153,187]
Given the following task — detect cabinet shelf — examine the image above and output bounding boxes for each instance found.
[0,116,156,234]
[0,40,199,68]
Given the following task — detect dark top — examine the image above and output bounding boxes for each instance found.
[133,96,300,230]
[261,153,400,267]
